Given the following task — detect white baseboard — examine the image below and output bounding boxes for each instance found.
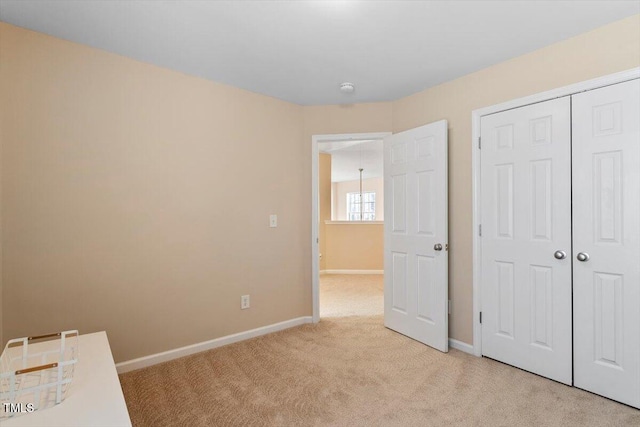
[449,338,474,355]
[116,316,313,374]
[322,270,384,275]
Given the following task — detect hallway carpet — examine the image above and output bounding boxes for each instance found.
[120,275,639,426]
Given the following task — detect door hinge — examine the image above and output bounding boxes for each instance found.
[478,224,482,237]
[479,312,483,324]
[478,137,481,149]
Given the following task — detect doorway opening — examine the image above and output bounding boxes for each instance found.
[311,132,390,322]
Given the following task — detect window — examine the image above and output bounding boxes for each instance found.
[347,191,376,221]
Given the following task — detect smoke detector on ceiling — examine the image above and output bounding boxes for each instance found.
[340,82,355,93]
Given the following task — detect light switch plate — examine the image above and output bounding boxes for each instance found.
[241,295,250,309]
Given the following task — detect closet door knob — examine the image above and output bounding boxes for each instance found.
[554,250,567,260]
[577,252,590,262]
[434,243,443,251]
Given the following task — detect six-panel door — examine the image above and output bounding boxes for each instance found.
[480,97,573,385]
[384,120,449,352]
[572,79,640,408]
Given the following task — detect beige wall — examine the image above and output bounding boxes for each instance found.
[318,153,331,270]
[392,14,640,344]
[325,224,383,271]
[0,23,307,362]
[302,103,393,142]
[332,177,384,221]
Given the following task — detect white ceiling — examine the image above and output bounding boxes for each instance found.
[0,1,638,106]
[320,140,383,182]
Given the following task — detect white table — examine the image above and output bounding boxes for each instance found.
[3,331,132,427]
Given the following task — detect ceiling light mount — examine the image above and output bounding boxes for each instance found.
[340,82,355,94]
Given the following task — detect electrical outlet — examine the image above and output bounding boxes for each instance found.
[269,214,277,228]
[241,295,250,309]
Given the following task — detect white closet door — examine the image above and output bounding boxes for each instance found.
[480,97,573,384]
[572,79,640,408]
[384,120,449,352]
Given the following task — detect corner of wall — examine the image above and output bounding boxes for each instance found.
[0,22,310,362]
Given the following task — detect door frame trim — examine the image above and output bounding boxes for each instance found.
[471,67,640,357]
[311,131,392,323]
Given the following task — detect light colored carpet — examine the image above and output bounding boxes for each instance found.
[120,275,640,426]
[320,274,383,318]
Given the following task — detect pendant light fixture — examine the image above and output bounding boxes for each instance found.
[359,167,364,221]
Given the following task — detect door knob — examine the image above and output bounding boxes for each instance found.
[434,243,443,251]
[554,250,567,260]
[577,252,590,262]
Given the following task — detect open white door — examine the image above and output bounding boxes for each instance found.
[383,120,448,352]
